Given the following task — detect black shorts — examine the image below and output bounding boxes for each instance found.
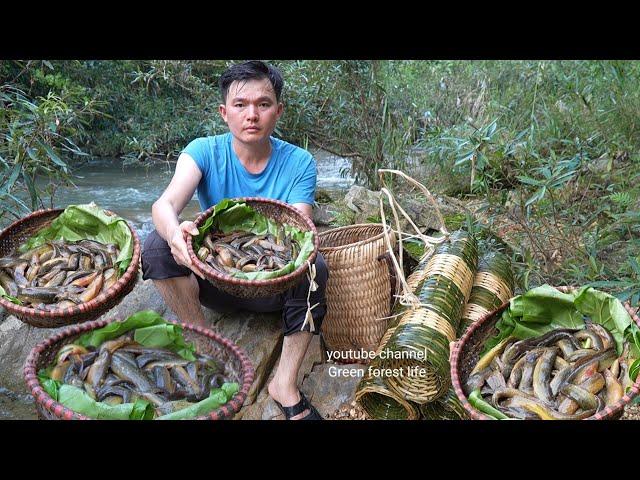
[141,229,328,336]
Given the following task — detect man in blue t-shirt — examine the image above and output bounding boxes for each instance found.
[141,61,327,420]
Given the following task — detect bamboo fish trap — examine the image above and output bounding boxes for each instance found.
[458,250,514,337]
[353,252,438,419]
[419,387,468,420]
[381,231,478,403]
[354,306,420,419]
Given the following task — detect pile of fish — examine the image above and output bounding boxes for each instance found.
[49,333,231,416]
[197,228,300,275]
[0,239,120,310]
[465,323,634,419]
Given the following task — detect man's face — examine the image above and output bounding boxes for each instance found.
[219,78,283,145]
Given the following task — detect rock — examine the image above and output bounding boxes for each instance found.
[395,193,469,232]
[101,277,169,321]
[0,316,70,393]
[315,188,335,204]
[204,308,283,406]
[344,186,381,224]
[0,386,36,420]
[238,361,364,421]
[237,335,325,420]
[313,204,337,226]
[300,363,366,418]
[588,154,613,174]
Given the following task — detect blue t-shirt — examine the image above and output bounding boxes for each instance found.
[183,133,316,211]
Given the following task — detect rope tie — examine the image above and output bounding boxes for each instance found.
[377,169,450,311]
[300,260,319,333]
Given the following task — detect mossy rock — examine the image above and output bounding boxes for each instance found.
[329,203,357,227]
[443,212,467,231]
[315,188,335,204]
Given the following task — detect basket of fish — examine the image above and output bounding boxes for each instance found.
[451,285,640,420]
[0,204,140,328]
[23,310,255,420]
[187,197,318,298]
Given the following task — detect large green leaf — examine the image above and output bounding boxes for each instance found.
[57,384,153,420]
[77,310,196,361]
[156,382,239,420]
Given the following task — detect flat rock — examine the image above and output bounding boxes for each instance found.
[313,204,338,226]
[300,363,366,418]
[100,277,169,321]
[237,335,325,420]
[0,316,70,393]
[203,308,283,406]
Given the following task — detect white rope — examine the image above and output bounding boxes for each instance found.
[377,169,452,311]
[300,260,319,333]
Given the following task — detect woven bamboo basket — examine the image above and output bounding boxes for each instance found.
[0,209,140,328]
[381,231,478,403]
[355,367,420,420]
[354,313,421,419]
[419,387,468,420]
[318,224,397,360]
[187,197,318,299]
[450,287,640,420]
[23,317,255,420]
[458,250,514,337]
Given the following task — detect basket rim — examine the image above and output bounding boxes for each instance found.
[186,197,318,288]
[23,316,255,420]
[318,223,393,253]
[450,285,640,420]
[0,208,141,323]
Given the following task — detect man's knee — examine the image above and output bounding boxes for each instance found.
[141,229,191,280]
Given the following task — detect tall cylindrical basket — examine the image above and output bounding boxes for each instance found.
[319,224,397,362]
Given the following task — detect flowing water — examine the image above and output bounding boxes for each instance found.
[0,149,353,419]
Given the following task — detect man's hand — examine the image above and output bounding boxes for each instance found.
[170,221,204,279]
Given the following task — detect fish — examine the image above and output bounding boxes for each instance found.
[574,329,604,350]
[588,323,615,350]
[96,385,133,403]
[199,229,301,277]
[560,383,603,411]
[532,348,558,405]
[472,336,515,376]
[565,348,616,385]
[110,352,156,393]
[0,271,18,297]
[85,349,112,388]
[603,369,624,406]
[0,239,121,310]
[170,365,202,398]
[152,366,177,395]
[549,364,573,397]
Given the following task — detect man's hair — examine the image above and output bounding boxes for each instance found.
[218,60,284,103]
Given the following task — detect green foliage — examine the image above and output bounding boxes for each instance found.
[0,70,102,222]
[2,59,640,308]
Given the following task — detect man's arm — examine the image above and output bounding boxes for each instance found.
[291,202,313,222]
[152,153,203,273]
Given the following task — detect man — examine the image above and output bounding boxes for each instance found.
[141,61,328,420]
